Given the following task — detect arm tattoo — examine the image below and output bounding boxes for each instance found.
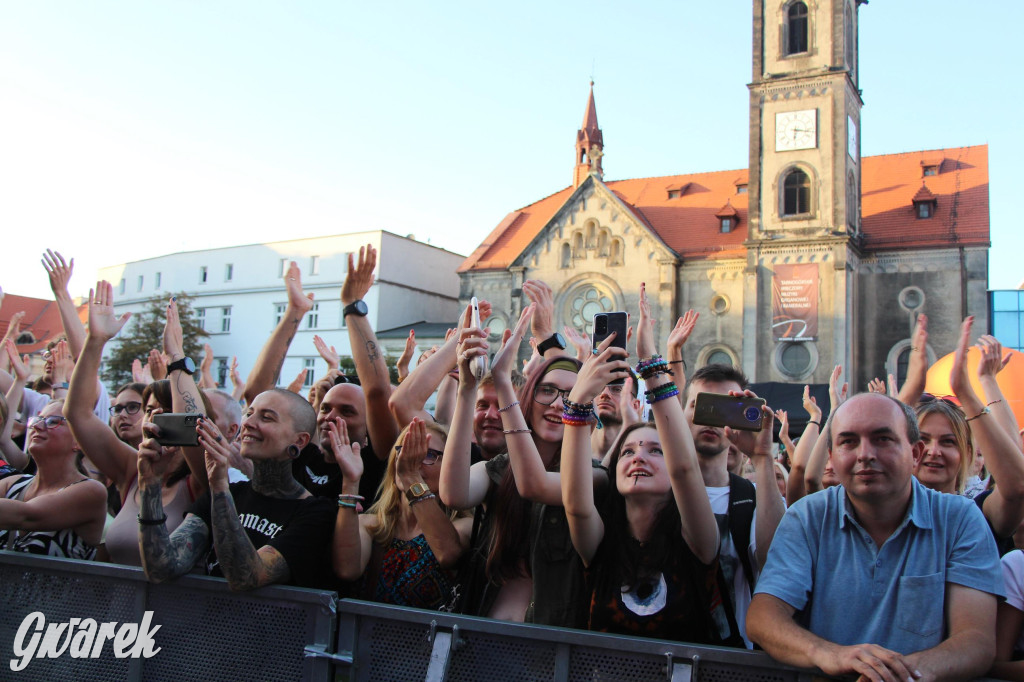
[174,372,200,414]
[139,485,209,583]
[210,491,289,590]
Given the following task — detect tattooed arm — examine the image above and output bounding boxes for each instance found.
[138,432,209,582]
[164,298,210,495]
[244,261,314,404]
[342,244,399,459]
[209,490,290,591]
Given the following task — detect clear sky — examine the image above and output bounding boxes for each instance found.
[2,1,1020,301]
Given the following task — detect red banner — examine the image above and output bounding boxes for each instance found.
[772,264,818,341]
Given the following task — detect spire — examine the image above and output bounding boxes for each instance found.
[573,81,604,188]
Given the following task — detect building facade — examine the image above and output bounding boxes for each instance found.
[99,230,462,389]
[458,0,990,391]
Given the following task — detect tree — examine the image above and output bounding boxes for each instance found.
[101,293,209,388]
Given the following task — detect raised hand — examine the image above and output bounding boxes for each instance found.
[636,282,659,360]
[828,365,847,411]
[286,368,308,394]
[138,422,179,484]
[777,409,789,436]
[1,311,25,345]
[162,297,185,359]
[563,325,592,362]
[229,357,243,388]
[87,281,132,342]
[132,358,146,383]
[324,417,362,482]
[394,418,429,494]
[3,339,30,382]
[49,340,74,386]
[724,389,775,459]
[618,376,641,425]
[341,244,376,305]
[976,334,1011,378]
[455,327,488,392]
[667,309,699,359]
[950,317,977,399]
[491,304,534,381]
[867,377,886,394]
[521,280,554,341]
[396,330,416,382]
[313,335,340,370]
[196,417,232,492]
[284,261,315,313]
[41,249,74,296]
[148,349,168,381]
[202,343,215,371]
[887,373,898,398]
[802,384,821,423]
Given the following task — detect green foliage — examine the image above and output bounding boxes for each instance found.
[336,353,401,386]
[101,293,209,389]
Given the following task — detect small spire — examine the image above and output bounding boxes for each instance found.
[574,81,604,188]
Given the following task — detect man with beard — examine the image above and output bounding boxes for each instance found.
[683,364,786,648]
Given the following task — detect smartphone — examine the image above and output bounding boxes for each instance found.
[152,413,201,447]
[593,312,628,385]
[470,297,488,379]
[692,392,766,432]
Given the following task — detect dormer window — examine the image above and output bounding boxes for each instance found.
[666,183,688,200]
[922,166,938,177]
[736,184,748,195]
[912,184,937,219]
[715,202,740,233]
[667,190,681,200]
[720,218,733,233]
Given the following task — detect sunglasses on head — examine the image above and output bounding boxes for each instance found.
[394,445,443,465]
[109,401,143,416]
[918,393,961,408]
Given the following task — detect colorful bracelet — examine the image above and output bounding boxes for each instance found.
[337,500,359,510]
[635,354,673,381]
[337,494,365,503]
[644,382,680,403]
[966,406,991,422]
[408,493,437,507]
[498,401,520,413]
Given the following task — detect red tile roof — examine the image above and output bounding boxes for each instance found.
[459,144,989,272]
[0,293,83,354]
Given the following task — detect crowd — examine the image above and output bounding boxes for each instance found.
[0,246,1022,680]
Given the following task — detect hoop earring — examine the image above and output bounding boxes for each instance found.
[287,445,300,459]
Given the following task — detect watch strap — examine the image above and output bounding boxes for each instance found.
[343,300,368,318]
[537,333,566,355]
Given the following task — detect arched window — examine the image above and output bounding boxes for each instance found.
[585,222,597,248]
[609,238,624,266]
[782,169,811,216]
[572,232,584,258]
[597,229,610,256]
[847,171,858,228]
[560,242,572,268]
[787,2,809,55]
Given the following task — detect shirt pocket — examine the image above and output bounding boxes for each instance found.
[537,507,576,564]
[895,571,944,639]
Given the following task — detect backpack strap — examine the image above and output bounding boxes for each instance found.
[727,473,757,591]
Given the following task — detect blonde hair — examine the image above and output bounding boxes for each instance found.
[914,400,974,495]
[366,420,464,545]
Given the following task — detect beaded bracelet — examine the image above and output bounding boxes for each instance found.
[503,428,532,434]
[635,354,673,381]
[563,397,596,428]
[337,500,359,510]
[408,493,437,506]
[644,382,680,404]
[337,493,365,503]
[498,401,520,413]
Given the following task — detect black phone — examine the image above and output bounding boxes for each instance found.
[692,392,766,432]
[152,413,201,447]
[593,312,628,385]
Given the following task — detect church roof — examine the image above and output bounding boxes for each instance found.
[458,144,989,272]
[0,293,85,354]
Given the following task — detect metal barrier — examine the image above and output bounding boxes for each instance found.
[334,599,817,682]
[0,551,336,682]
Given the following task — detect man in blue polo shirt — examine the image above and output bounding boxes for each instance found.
[747,393,1003,682]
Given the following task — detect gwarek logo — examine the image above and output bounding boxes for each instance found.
[10,611,161,671]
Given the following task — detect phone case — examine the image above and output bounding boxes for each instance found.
[470,297,488,379]
[692,393,766,432]
[593,312,628,385]
[153,413,201,447]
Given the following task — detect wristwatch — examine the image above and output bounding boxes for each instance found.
[167,357,196,375]
[343,300,368,318]
[405,482,431,501]
[536,332,567,355]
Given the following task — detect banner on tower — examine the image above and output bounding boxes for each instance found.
[772,264,819,341]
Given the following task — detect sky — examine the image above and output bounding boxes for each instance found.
[2,1,1021,301]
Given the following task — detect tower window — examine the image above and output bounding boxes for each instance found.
[782,169,811,216]
[786,2,809,55]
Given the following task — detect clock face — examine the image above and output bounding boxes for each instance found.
[775,110,817,151]
[847,115,858,162]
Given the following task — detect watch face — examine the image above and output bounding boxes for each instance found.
[183,357,196,374]
[775,110,817,151]
[345,300,368,316]
[553,332,566,349]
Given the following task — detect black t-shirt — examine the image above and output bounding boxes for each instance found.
[292,441,386,503]
[188,482,336,590]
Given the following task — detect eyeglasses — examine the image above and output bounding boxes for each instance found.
[533,384,572,406]
[28,415,68,430]
[601,385,625,396]
[394,445,443,465]
[109,402,143,416]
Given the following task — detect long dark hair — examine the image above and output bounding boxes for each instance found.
[603,421,684,588]
[142,380,215,489]
[486,356,582,583]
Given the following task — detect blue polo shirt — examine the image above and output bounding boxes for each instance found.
[754,478,1003,655]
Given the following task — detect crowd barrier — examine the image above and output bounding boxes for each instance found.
[0,552,998,681]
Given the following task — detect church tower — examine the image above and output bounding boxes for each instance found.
[573,82,604,188]
[744,0,863,382]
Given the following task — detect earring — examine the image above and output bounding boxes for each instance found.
[287,445,300,459]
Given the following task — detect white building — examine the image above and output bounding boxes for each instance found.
[98,230,462,390]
